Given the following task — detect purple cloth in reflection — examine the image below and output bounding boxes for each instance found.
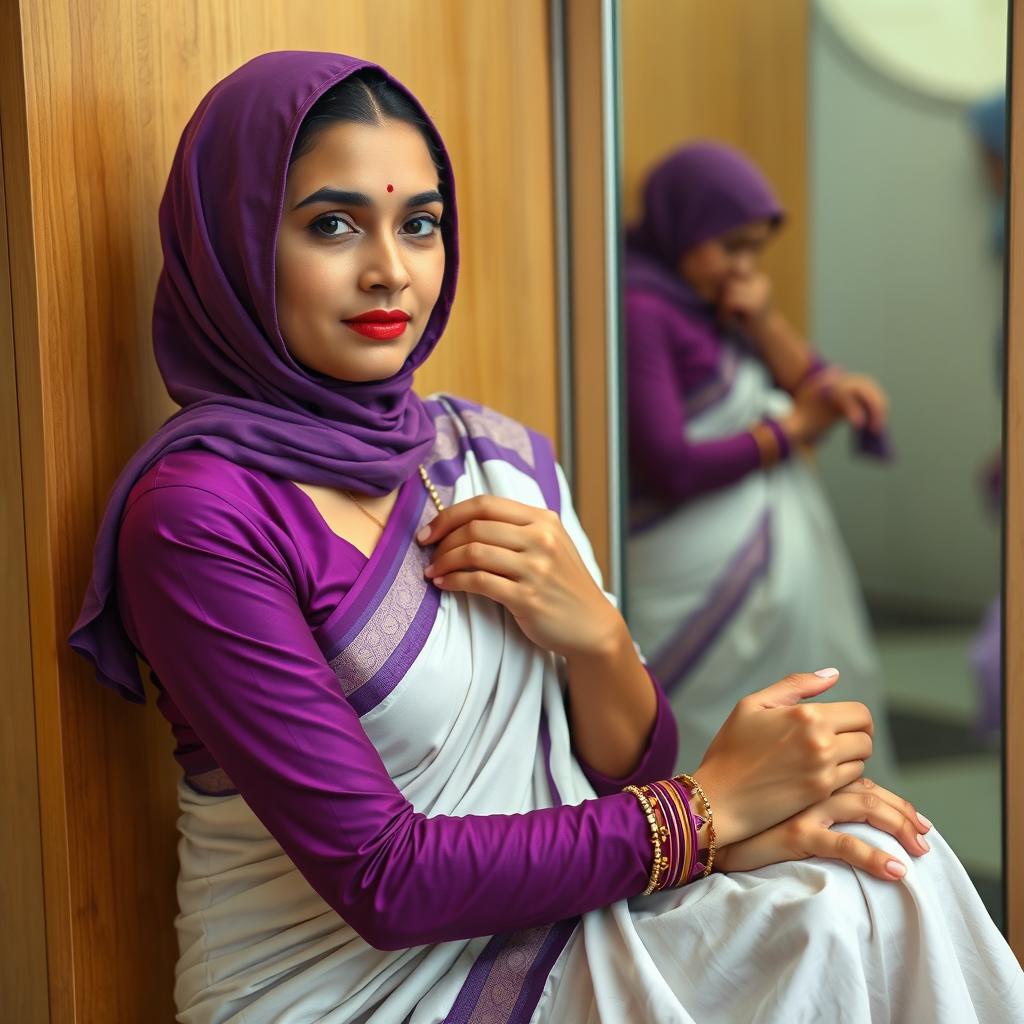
[971,598,1002,739]
[624,144,789,506]
[70,52,461,703]
[625,291,779,505]
[627,141,784,265]
[115,451,678,949]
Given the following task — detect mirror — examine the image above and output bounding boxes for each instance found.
[618,0,1007,926]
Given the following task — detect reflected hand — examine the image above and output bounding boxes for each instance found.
[417,495,620,659]
[780,369,845,446]
[719,272,773,331]
[715,776,932,882]
[827,373,889,433]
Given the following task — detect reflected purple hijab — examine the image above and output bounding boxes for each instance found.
[625,141,783,315]
[69,51,459,701]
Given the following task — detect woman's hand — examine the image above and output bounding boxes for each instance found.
[779,369,845,447]
[715,777,932,882]
[693,670,874,847]
[417,495,620,659]
[826,373,889,434]
[719,272,773,331]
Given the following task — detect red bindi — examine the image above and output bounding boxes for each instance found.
[386,184,394,193]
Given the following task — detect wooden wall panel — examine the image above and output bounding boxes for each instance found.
[620,0,809,331]
[0,107,50,1024]
[1,2,558,1019]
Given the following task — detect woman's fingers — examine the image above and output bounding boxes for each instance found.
[834,730,873,765]
[431,569,520,609]
[748,670,841,709]
[805,826,910,882]
[417,495,542,546]
[429,518,528,560]
[426,541,525,583]
[817,700,875,737]
[837,776,931,838]
[823,792,930,859]
[832,759,867,791]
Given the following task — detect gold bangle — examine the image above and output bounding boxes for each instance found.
[624,785,666,895]
[676,773,717,878]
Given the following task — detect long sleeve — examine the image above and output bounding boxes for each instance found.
[116,482,653,951]
[627,295,783,504]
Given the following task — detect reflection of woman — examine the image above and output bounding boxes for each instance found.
[625,142,900,784]
[67,58,1022,1021]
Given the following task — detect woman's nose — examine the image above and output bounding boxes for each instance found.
[732,252,755,278]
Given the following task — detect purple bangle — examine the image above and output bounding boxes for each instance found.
[763,418,792,462]
[793,354,831,392]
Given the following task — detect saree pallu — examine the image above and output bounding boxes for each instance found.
[626,350,900,786]
[174,396,1021,1022]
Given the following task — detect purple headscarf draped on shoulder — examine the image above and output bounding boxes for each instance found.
[625,141,783,311]
[69,51,459,701]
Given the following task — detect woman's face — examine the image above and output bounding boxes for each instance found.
[677,219,773,304]
[276,118,445,383]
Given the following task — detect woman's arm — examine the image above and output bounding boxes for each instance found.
[626,299,790,506]
[117,483,653,951]
[718,274,821,392]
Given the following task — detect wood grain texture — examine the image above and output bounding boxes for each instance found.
[4,2,558,1019]
[0,73,51,1024]
[1006,0,1023,967]
[620,0,809,332]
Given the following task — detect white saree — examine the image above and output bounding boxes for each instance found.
[173,396,1022,1023]
[626,348,901,787]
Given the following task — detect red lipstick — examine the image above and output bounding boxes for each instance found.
[343,309,411,340]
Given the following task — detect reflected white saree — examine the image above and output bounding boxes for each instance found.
[627,349,900,787]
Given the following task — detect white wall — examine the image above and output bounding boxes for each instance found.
[811,14,1003,616]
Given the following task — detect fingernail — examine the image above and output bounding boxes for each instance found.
[886,860,907,878]
[917,813,932,831]
[424,564,435,578]
[417,526,431,543]
[918,836,930,853]
[814,667,839,678]
[432,575,445,587]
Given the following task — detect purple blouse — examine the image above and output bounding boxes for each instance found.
[626,291,788,506]
[116,450,678,950]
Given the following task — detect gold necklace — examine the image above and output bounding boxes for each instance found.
[342,489,386,530]
[344,464,445,530]
[419,463,445,513]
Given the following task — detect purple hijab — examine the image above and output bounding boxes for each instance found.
[69,51,459,701]
[625,141,783,313]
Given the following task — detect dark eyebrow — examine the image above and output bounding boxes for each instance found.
[292,187,444,211]
[293,188,371,210]
[406,190,443,208]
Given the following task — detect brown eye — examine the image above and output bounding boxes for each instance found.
[401,215,440,238]
[312,215,355,238]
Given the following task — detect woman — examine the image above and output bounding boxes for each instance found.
[625,142,900,784]
[69,53,1020,1022]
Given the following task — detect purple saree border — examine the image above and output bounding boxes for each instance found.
[653,509,773,694]
[347,583,440,716]
[429,396,562,515]
[443,711,576,1023]
[539,712,562,807]
[318,480,429,656]
[683,345,738,419]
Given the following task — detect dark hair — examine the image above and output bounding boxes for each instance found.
[290,69,445,176]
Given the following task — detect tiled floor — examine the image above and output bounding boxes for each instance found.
[875,625,1003,928]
